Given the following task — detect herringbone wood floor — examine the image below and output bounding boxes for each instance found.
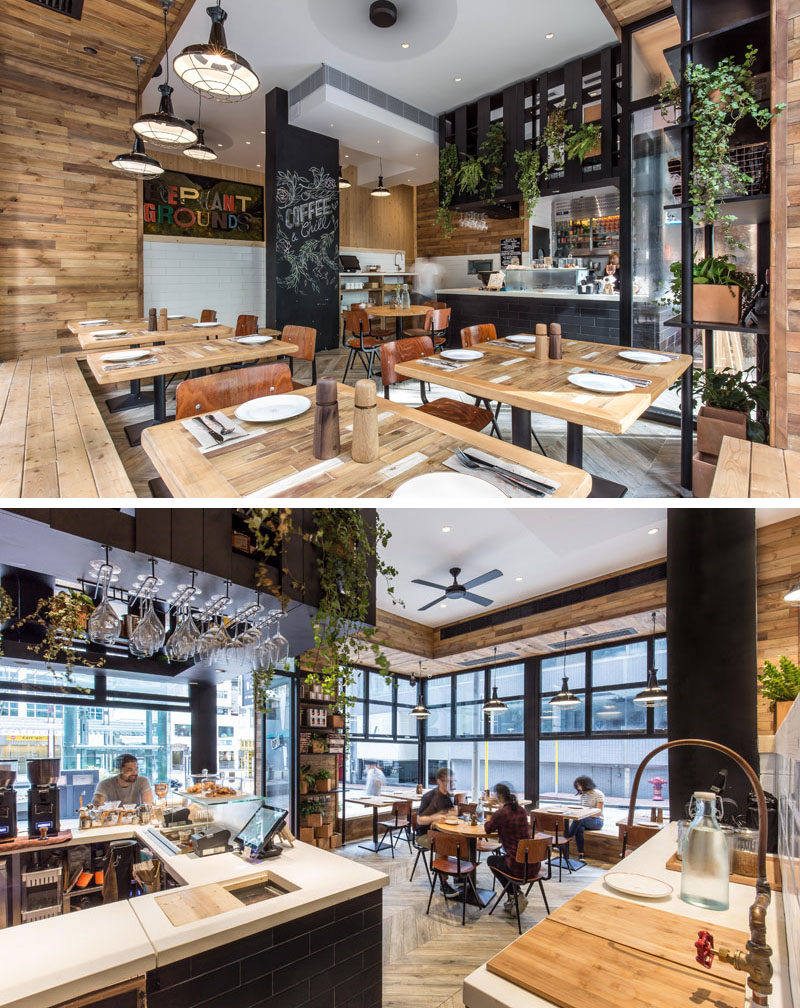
[337,838,604,1008]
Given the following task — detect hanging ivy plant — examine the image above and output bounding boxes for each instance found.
[0,586,13,657]
[478,121,506,201]
[514,148,542,219]
[658,45,784,248]
[435,143,460,238]
[20,589,103,686]
[456,154,484,197]
[541,103,601,174]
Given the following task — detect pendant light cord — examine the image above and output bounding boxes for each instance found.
[162,0,171,87]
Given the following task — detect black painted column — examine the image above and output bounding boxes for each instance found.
[666,510,759,820]
[189,682,217,776]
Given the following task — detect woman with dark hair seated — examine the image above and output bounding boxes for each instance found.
[563,775,604,861]
[484,783,534,914]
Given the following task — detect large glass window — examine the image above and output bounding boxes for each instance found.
[346,740,418,787]
[455,669,484,736]
[490,663,524,735]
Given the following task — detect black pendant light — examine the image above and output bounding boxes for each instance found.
[111,56,165,178]
[634,612,668,707]
[549,631,581,708]
[370,158,391,197]
[483,647,509,716]
[410,662,430,719]
[183,95,218,161]
[134,0,197,150]
[174,2,260,102]
[338,165,351,190]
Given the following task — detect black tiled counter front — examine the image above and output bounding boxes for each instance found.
[146,889,382,1008]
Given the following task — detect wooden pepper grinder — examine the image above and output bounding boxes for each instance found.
[313,377,340,460]
[148,308,158,332]
[534,323,548,360]
[157,308,168,332]
[351,379,379,463]
[548,322,562,360]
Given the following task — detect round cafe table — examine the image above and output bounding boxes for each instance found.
[366,305,428,340]
[433,819,497,907]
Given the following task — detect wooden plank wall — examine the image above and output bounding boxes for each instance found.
[338,165,416,265]
[416,181,529,258]
[157,153,264,188]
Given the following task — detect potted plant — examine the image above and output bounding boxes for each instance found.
[299,764,315,795]
[759,657,800,731]
[314,768,333,793]
[435,143,460,238]
[330,709,345,730]
[311,733,327,754]
[300,799,324,828]
[23,588,102,684]
[661,254,755,326]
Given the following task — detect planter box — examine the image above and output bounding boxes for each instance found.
[311,740,327,754]
[696,405,748,459]
[316,836,331,849]
[693,284,741,326]
[305,813,323,828]
[330,714,344,729]
[775,700,794,732]
[299,827,316,843]
[315,778,333,792]
[299,779,308,795]
[315,823,334,838]
[692,451,718,498]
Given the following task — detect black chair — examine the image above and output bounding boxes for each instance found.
[427,831,482,926]
[409,810,432,884]
[342,307,382,382]
[487,838,552,934]
[377,800,413,858]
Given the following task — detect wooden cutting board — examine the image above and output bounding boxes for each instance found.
[665,851,782,891]
[155,883,242,927]
[486,918,745,1008]
[551,891,747,986]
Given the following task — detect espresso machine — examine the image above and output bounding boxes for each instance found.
[0,760,18,840]
[26,758,61,837]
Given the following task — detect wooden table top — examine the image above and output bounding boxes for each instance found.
[711,436,800,497]
[0,357,135,498]
[397,339,690,435]
[366,305,429,318]
[141,382,592,499]
[532,805,603,822]
[346,795,394,808]
[77,323,236,350]
[86,337,298,386]
[434,819,491,837]
[66,316,198,336]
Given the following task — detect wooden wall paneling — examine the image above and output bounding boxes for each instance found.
[338,165,416,265]
[157,153,265,188]
[597,0,666,30]
[416,181,528,258]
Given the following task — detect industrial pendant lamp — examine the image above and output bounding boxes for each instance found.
[370,159,391,197]
[174,2,260,102]
[410,662,430,718]
[549,631,581,708]
[338,165,351,190]
[111,56,165,177]
[483,647,509,716]
[183,95,218,161]
[634,613,668,708]
[134,0,197,150]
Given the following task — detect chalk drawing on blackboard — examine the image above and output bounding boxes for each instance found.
[275,166,339,293]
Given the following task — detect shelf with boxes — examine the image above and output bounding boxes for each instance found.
[298,681,345,852]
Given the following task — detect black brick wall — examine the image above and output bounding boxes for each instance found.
[146,889,382,1008]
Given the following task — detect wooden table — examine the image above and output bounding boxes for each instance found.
[366,305,429,340]
[397,336,692,497]
[531,805,604,872]
[141,382,592,499]
[75,323,236,351]
[0,357,134,498]
[710,435,800,497]
[65,316,198,336]
[345,795,395,852]
[86,337,298,446]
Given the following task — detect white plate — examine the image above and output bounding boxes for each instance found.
[443,819,459,825]
[618,349,672,365]
[100,348,152,363]
[79,319,108,325]
[506,334,536,344]
[391,473,507,500]
[603,872,673,899]
[234,394,311,423]
[568,373,636,394]
[236,334,273,345]
[90,329,127,337]
[441,348,483,361]
[192,321,219,328]
[167,314,185,319]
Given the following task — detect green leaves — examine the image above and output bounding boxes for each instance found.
[514,148,541,219]
[436,143,460,238]
[674,365,769,442]
[759,657,800,703]
[659,253,755,308]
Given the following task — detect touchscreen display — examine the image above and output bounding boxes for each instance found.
[236,804,287,852]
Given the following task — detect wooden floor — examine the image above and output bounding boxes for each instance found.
[336,838,605,1008]
[80,347,685,498]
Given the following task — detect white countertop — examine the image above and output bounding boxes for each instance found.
[463,823,792,1008]
[436,287,620,301]
[340,271,415,276]
[4,822,388,1008]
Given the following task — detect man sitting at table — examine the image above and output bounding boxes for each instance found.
[416,766,459,897]
[484,783,535,914]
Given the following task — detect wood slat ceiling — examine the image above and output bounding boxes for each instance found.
[594,0,672,33]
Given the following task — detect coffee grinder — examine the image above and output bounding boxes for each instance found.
[26,758,61,837]
[0,760,18,840]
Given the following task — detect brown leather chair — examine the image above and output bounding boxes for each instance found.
[199,309,217,323]
[353,302,392,340]
[379,336,494,434]
[235,314,259,338]
[461,323,497,348]
[175,362,293,419]
[425,301,448,310]
[486,837,552,934]
[281,325,317,388]
[403,308,450,351]
[620,822,659,859]
[378,800,413,858]
[342,308,382,381]
[428,831,482,926]
[531,811,574,882]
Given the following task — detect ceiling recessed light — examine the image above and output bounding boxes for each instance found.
[439,603,447,608]
[260,130,266,135]
[344,154,349,157]
[415,153,419,157]
[515,576,524,582]
[217,143,223,147]
[245,140,251,144]
[376,139,380,143]
[401,41,410,48]
[648,528,659,535]
[545,32,554,39]
[256,163,261,167]
[454,76,462,82]
[330,123,334,128]
[441,525,451,533]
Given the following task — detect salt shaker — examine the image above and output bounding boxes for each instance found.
[148,308,157,331]
[548,322,562,360]
[352,379,379,463]
[157,308,168,332]
[313,377,340,460]
[534,323,548,360]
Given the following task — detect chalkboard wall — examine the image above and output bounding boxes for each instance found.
[265,88,340,351]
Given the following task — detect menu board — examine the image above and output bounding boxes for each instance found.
[500,237,522,269]
[143,171,264,242]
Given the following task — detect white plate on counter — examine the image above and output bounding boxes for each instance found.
[236,334,273,345]
[618,349,673,365]
[79,319,108,325]
[441,348,483,361]
[391,473,507,500]
[506,334,536,344]
[603,872,673,899]
[90,328,128,337]
[100,348,152,363]
[568,373,636,394]
[234,394,311,423]
[192,321,219,328]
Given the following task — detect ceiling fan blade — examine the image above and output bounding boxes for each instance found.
[412,578,449,591]
[462,568,503,590]
[462,592,494,607]
[418,594,448,612]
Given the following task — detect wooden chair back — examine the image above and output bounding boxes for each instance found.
[514,837,550,881]
[235,314,259,338]
[458,802,477,817]
[391,800,412,824]
[428,308,451,334]
[200,309,217,323]
[531,811,562,839]
[424,301,447,310]
[380,335,435,389]
[461,323,497,348]
[431,831,470,863]
[343,308,371,341]
[282,325,316,363]
[622,823,658,854]
[175,363,293,419]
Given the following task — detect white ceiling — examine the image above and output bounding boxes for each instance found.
[142,0,617,178]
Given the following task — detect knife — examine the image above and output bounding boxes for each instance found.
[587,370,651,387]
[459,450,556,494]
[193,416,224,443]
[102,356,157,371]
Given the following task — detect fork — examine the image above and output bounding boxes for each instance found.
[207,413,235,436]
[193,416,224,443]
[587,370,651,387]
[102,356,157,371]
[455,449,547,497]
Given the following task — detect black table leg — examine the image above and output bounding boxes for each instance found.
[106,379,154,413]
[510,407,532,450]
[124,373,173,446]
[358,805,390,853]
[396,316,403,341]
[566,421,628,498]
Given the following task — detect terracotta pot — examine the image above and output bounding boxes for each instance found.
[696,405,748,458]
[693,284,741,325]
[330,714,344,729]
[775,700,795,731]
[311,740,326,754]
[692,451,718,498]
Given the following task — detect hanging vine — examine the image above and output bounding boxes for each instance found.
[514,148,542,219]
[0,586,13,657]
[18,589,103,686]
[435,143,460,238]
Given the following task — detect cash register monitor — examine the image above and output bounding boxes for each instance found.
[235,803,288,859]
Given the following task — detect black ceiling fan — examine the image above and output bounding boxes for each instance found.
[411,567,503,612]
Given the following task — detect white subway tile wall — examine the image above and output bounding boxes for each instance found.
[143,240,266,328]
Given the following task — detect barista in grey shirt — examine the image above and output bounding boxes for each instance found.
[93,754,153,806]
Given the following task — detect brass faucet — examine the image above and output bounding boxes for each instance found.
[627,739,773,1006]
